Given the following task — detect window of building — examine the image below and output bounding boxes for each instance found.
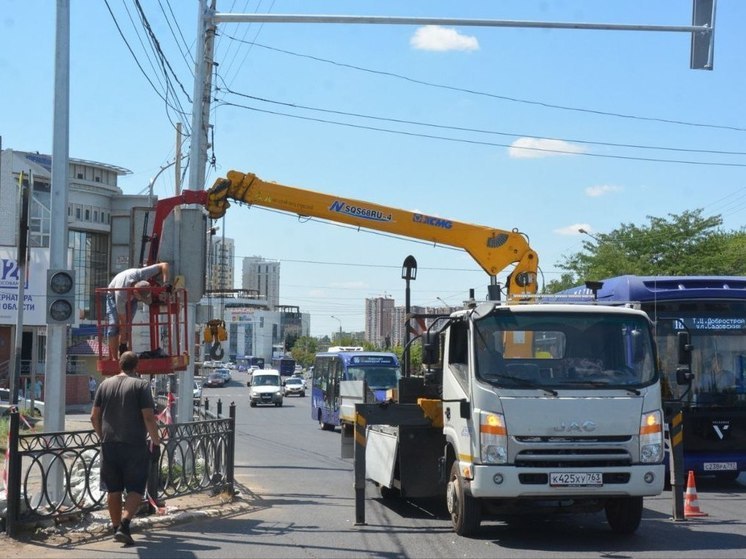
[70,230,110,321]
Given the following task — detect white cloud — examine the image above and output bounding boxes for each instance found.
[585,185,622,197]
[508,137,586,159]
[555,224,592,236]
[410,26,479,52]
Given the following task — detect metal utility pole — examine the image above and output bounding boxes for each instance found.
[46,0,70,435]
[175,0,216,424]
[10,177,30,406]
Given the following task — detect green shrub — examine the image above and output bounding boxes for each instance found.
[0,417,9,452]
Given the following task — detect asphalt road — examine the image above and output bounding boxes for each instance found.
[19,369,746,558]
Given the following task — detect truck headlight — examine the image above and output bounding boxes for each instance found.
[640,410,663,463]
[480,412,507,464]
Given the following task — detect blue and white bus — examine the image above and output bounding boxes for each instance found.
[311,348,400,430]
[559,275,746,481]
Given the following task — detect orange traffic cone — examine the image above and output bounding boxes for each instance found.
[684,470,708,518]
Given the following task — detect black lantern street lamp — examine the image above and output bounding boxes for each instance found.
[401,255,417,377]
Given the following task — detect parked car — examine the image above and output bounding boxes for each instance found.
[283,376,305,397]
[249,369,283,407]
[203,372,225,388]
[193,381,203,400]
[0,388,44,416]
[215,368,232,384]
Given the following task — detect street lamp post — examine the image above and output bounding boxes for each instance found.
[330,315,342,343]
[578,228,602,243]
[401,255,418,377]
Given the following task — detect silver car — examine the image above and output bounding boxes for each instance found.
[283,376,306,397]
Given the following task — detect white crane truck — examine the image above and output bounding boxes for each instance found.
[346,296,690,536]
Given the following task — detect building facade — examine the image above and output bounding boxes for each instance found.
[207,235,235,291]
[241,256,280,309]
[0,149,136,403]
[364,296,395,349]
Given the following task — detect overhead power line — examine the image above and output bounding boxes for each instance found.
[220,86,746,157]
[218,100,746,168]
[222,36,746,134]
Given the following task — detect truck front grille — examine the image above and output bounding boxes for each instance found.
[514,446,632,468]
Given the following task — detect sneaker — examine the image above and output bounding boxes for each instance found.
[114,524,134,546]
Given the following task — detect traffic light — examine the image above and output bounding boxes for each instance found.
[690,0,715,70]
[46,269,75,324]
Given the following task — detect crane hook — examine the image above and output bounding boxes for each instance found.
[209,340,224,360]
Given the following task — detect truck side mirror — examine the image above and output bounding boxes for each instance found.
[422,332,440,365]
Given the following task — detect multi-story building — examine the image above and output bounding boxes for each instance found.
[197,291,310,365]
[207,236,234,291]
[0,149,141,403]
[364,296,395,349]
[241,256,280,309]
[390,304,428,350]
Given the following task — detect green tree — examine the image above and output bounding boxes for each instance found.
[546,210,746,292]
[391,339,423,375]
[289,336,318,369]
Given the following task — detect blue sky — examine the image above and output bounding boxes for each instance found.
[2,1,745,337]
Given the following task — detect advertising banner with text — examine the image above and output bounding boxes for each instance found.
[0,247,50,326]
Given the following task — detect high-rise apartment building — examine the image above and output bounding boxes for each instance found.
[364,296,395,349]
[207,236,234,291]
[391,304,430,351]
[241,256,280,309]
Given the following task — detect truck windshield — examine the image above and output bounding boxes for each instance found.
[474,311,657,389]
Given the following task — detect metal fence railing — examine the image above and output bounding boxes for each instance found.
[3,402,236,538]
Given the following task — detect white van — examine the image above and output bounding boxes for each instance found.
[248,369,283,407]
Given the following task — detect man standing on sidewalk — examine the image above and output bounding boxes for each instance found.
[90,351,161,546]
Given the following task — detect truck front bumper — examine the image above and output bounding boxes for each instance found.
[468,463,665,498]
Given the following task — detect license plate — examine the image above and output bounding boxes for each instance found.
[703,462,737,471]
[550,472,603,487]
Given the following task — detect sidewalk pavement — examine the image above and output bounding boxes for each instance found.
[3,481,257,553]
[0,407,257,553]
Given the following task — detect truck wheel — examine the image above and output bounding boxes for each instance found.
[379,484,400,500]
[446,461,481,537]
[250,401,257,407]
[605,496,643,534]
